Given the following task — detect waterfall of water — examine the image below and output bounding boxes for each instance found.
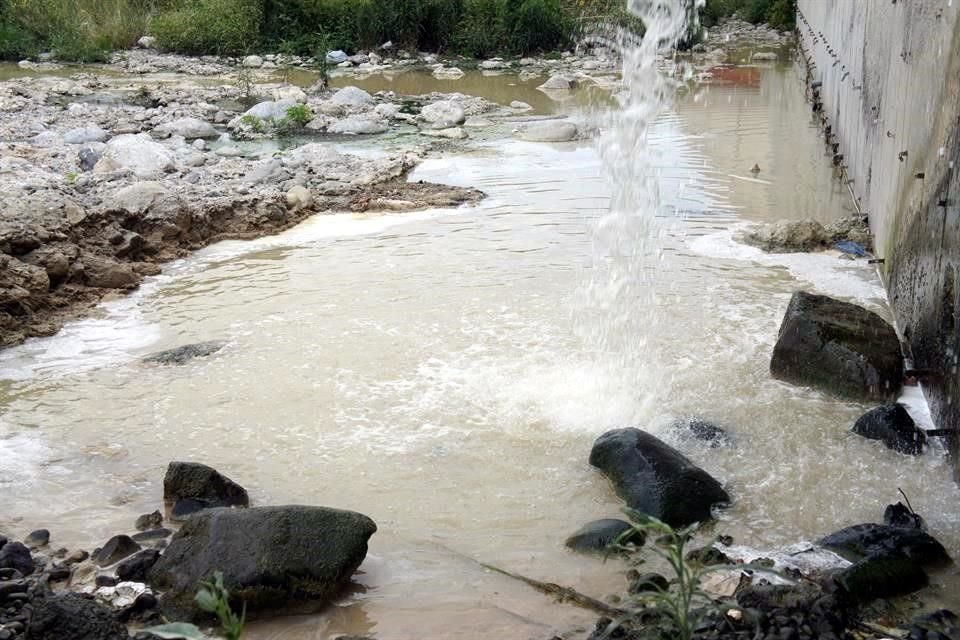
[580,0,701,413]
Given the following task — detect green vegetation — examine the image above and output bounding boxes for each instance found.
[145,571,246,640]
[608,511,719,640]
[0,0,795,62]
[700,0,796,31]
[0,0,164,61]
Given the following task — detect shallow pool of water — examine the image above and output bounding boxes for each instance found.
[2,59,958,639]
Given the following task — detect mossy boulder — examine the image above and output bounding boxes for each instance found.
[770,291,903,401]
[149,505,376,620]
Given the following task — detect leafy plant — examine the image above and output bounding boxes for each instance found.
[149,0,262,55]
[599,511,727,640]
[144,571,245,640]
[195,571,245,640]
[283,104,312,127]
[239,114,265,133]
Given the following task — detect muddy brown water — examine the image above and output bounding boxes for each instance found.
[1,62,959,638]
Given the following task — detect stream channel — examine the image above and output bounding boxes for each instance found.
[2,57,960,638]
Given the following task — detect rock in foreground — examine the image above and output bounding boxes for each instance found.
[770,291,903,401]
[26,592,129,640]
[149,505,376,619]
[589,427,729,527]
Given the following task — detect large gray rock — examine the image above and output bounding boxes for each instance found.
[243,99,297,122]
[517,121,578,142]
[329,86,373,108]
[95,134,174,178]
[63,126,109,145]
[148,506,377,619]
[162,461,248,511]
[770,291,903,401]
[419,100,465,129]
[328,116,389,135]
[26,592,129,640]
[589,428,729,527]
[108,181,180,214]
[538,74,576,90]
[152,117,217,140]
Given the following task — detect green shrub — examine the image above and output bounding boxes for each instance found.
[150,0,263,55]
[511,0,568,52]
[455,0,508,57]
[0,0,154,61]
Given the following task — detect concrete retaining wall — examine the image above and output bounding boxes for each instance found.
[796,1,960,479]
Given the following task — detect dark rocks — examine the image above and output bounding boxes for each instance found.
[92,535,141,567]
[904,609,959,640]
[671,416,732,448]
[134,511,162,531]
[143,341,226,365]
[818,523,951,567]
[685,545,731,566]
[626,571,668,594]
[0,542,34,576]
[884,501,926,530]
[25,592,129,640]
[770,291,903,401]
[852,404,926,454]
[149,505,377,619]
[589,427,730,527]
[836,552,929,601]
[79,254,139,289]
[162,461,249,520]
[23,531,49,549]
[95,575,118,588]
[564,519,644,554]
[116,549,161,582]
[131,528,172,543]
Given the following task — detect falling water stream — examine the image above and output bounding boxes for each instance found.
[2,3,960,639]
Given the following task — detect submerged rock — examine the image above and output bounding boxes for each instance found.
[149,505,377,619]
[588,427,730,527]
[852,404,926,454]
[670,416,732,448]
[564,518,644,554]
[327,116,389,135]
[770,291,903,401]
[419,100,465,129]
[142,340,225,365]
[516,120,578,142]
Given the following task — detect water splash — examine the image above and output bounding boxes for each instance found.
[579,0,701,408]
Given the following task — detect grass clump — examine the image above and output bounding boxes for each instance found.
[0,0,157,62]
[149,0,263,55]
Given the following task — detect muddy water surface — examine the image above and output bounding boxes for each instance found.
[2,61,959,639]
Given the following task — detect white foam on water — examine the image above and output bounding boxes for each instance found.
[687,224,887,305]
[0,207,470,382]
